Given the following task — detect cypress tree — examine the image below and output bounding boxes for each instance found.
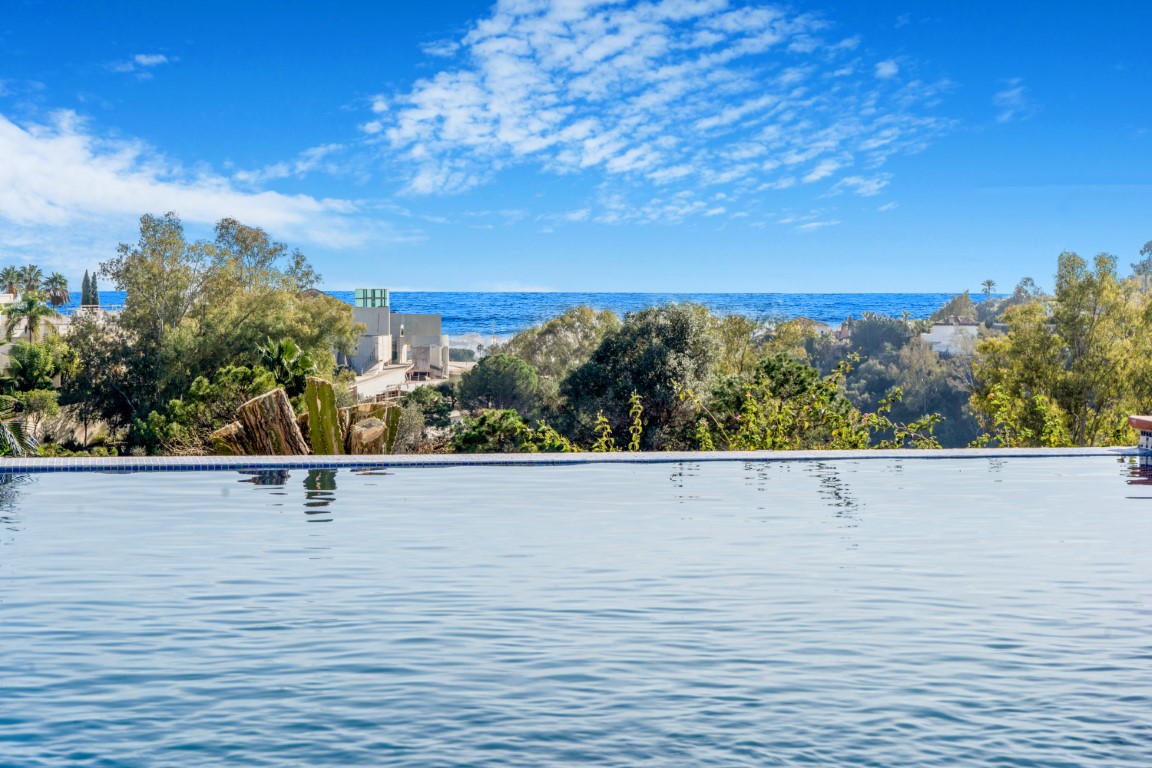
[81,270,91,306]
[90,273,99,307]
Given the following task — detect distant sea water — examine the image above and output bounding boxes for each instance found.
[76,291,985,337]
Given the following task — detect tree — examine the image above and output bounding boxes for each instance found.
[850,311,915,358]
[497,306,621,382]
[459,353,539,412]
[0,395,37,457]
[971,252,1138,446]
[72,212,360,431]
[89,272,99,306]
[81,270,91,307]
[17,264,44,294]
[4,291,58,342]
[981,280,996,301]
[929,292,977,323]
[258,337,315,397]
[0,266,20,297]
[453,409,530,453]
[559,304,718,449]
[4,338,71,392]
[45,273,70,309]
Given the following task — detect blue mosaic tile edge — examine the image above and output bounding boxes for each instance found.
[0,447,1142,473]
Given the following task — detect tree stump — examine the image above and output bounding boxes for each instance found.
[209,421,247,455]
[236,388,310,455]
[349,417,386,454]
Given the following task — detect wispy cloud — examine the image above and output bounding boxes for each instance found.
[0,111,390,273]
[993,77,1035,123]
[373,0,949,221]
[109,53,173,80]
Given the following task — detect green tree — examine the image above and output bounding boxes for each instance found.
[4,291,58,342]
[81,270,91,306]
[0,395,37,456]
[17,264,43,294]
[981,280,996,301]
[258,337,315,397]
[453,409,530,453]
[559,304,718,449]
[89,272,99,306]
[929,291,977,323]
[497,306,621,382]
[971,252,1138,446]
[44,273,70,308]
[849,311,915,358]
[4,338,71,392]
[459,353,539,412]
[0,266,19,297]
[71,212,360,433]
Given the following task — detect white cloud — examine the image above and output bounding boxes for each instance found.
[134,54,169,67]
[374,0,948,219]
[875,59,899,78]
[110,53,173,79]
[0,111,380,272]
[878,201,898,211]
[993,78,1035,123]
[830,174,890,196]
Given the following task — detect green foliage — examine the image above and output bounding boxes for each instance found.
[132,365,277,454]
[453,409,530,453]
[4,337,73,393]
[685,353,940,451]
[400,385,453,428]
[71,212,360,434]
[559,304,717,450]
[497,306,621,382]
[459,353,539,412]
[971,252,1138,447]
[259,337,316,397]
[0,394,37,456]
[3,290,59,342]
[81,271,91,306]
[848,312,914,358]
[930,291,977,322]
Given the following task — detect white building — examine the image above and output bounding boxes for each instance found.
[920,319,979,356]
[347,288,450,379]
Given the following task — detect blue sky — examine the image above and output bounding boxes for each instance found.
[1,0,1149,292]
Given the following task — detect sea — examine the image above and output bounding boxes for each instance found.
[75,291,983,338]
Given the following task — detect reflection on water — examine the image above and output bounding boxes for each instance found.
[303,469,337,521]
[235,468,338,518]
[3,458,1152,766]
[0,473,29,543]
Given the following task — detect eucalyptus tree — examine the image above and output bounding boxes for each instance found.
[67,211,360,434]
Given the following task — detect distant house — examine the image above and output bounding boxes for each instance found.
[920,317,979,356]
[347,288,451,379]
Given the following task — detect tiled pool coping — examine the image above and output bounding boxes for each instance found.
[0,447,1143,472]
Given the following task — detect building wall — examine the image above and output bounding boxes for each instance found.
[349,307,449,374]
[920,324,978,356]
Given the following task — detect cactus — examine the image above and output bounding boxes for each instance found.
[304,376,343,455]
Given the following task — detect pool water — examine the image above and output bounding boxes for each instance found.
[2,458,1150,766]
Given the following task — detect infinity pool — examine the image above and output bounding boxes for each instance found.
[2,457,1150,766]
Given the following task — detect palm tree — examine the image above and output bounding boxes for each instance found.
[0,266,19,297]
[44,272,70,308]
[981,279,996,302]
[0,395,37,457]
[4,291,58,342]
[17,264,43,295]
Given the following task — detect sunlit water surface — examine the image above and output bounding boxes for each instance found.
[2,458,1150,766]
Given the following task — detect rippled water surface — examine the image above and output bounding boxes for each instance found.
[2,458,1151,766]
